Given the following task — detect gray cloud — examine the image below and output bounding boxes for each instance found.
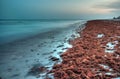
[107,0,120,9]
[95,0,120,10]
[94,0,120,17]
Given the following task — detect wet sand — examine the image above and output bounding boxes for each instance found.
[51,20,120,79]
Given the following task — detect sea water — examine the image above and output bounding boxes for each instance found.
[0,20,85,79]
[0,20,80,45]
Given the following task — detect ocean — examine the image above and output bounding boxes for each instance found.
[0,20,80,45]
[0,20,86,79]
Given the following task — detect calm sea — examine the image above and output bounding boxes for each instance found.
[0,20,80,45]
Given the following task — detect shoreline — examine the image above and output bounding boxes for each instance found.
[0,21,86,79]
[50,20,120,79]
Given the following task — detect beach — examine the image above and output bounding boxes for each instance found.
[51,20,120,79]
[0,20,86,79]
[0,19,120,79]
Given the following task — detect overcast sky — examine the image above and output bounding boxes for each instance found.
[0,0,120,19]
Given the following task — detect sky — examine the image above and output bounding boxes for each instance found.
[0,0,120,19]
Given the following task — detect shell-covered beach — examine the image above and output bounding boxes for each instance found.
[50,20,120,79]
